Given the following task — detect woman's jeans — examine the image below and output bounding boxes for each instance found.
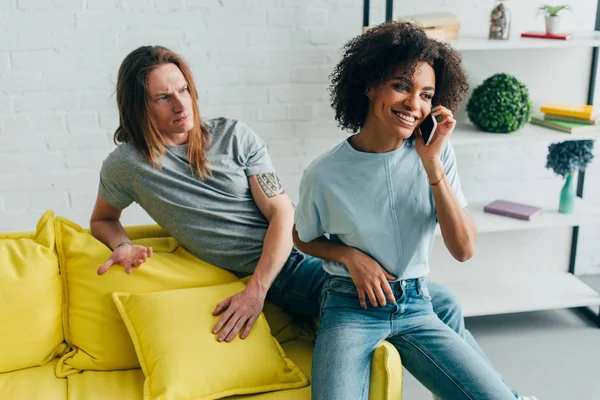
[266,249,518,399]
[311,274,516,400]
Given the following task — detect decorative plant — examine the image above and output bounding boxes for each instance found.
[538,4,572,17]
[466,73,533,133]
[546,140,595,178]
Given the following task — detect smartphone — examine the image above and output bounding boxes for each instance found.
[419,113,437,146]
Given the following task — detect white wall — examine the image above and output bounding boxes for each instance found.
[0,0,599,273]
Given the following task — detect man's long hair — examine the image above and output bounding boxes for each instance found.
[114,45,211,179]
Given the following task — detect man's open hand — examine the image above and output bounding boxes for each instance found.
[212,288,265,342]
[97,244,153,275]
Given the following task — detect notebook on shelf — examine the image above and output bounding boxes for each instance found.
[540,103,596,120]
[530,115,600,134]
[544,113,600,125]
[520,31,573,40]
[483,200,542,221]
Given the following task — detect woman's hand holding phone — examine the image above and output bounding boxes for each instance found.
[416,105,456,168]
[415,105,456,183]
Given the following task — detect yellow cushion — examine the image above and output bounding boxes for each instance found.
[0,210,68,373]
[64,339,401,400]
[0,359,67,400]
[227,339,313,400]
[63,341,314,400]
[55,217,239,375]
[67,368,145,400]
[112,282,309,400]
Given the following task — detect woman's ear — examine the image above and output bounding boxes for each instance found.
[365,87,374,100]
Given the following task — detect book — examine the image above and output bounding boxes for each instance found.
[544,113,600,125]
[520,31,573,40]
[540,103,596,120]
[398,12,459,29]
[423,26,460,42]
[483,200,542,221]
[530,115,600,133]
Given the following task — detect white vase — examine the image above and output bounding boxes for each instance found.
[545,15,561,34]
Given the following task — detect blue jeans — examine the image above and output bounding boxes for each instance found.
[312,274,516,400]
[266,249,518,399]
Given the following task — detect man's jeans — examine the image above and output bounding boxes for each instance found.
[266,249,519,398]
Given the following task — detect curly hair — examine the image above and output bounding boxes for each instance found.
[329,21,470,134]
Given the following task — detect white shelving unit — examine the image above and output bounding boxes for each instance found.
[434,197,600,237]
[437,34,600,320]
[442,272,600,317]
[450,31,600,51]
[451,121,600,146]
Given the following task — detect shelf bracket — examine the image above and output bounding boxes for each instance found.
[568,0,600,327]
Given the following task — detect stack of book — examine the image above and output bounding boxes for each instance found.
[398,12,460,42]
[530,103,600,133]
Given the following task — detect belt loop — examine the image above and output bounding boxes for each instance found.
[416,277,423,295]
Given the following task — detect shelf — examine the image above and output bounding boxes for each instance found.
[449,31,600,51]
[450,121,600,146]
[435,197,600,236]
[440,272,600,317]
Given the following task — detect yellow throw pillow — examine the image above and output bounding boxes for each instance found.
[112,282,309,400]
[55,217,239,376]
[0,210,68,373]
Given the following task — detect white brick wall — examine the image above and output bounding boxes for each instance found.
[0,0,599,273]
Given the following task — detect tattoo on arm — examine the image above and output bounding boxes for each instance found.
[256,173,285,198]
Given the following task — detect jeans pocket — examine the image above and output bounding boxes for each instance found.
[419,280,432,301]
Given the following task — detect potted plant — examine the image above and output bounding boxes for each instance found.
[538,4,572,34]
[546,140,595,213]
[466,73,532,133]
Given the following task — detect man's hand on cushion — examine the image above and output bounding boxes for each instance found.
[97,244,153,275]
[212,287,266,342]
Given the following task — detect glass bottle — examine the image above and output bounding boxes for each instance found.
[489,0,511,40]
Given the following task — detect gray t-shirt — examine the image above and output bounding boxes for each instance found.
[99,117,276,274]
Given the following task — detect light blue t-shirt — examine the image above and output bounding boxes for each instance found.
[294,138,468,281]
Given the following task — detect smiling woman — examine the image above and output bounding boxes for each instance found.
[329,22,469,138]
[292,21,524,400]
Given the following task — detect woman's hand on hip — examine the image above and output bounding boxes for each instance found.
[343,248,397,308]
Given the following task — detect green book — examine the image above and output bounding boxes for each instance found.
[530,115,600,133]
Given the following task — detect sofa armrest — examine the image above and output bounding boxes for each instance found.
[369,340,402,400]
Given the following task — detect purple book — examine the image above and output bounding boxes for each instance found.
[483,200,542,221]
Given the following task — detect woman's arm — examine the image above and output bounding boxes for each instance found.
[423,160,477,262]
[416,105,477,263]
[292,226,396,308]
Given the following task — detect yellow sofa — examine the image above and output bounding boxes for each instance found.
[0,210,403,400]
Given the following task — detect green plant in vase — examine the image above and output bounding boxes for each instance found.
[537,5,572,34]
[546,140,595,213]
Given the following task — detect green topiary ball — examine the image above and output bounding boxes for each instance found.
[466,73,533,133]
